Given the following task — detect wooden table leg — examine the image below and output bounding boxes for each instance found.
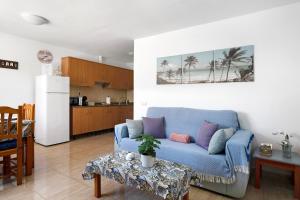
[94,174,101,198]
[25,136,33,176]
[255,159,261,189]
[183,191,189,200]
[295,166,300,199]
[31,123,35,169]
[3,156,11,177]
[17,145,23,185]
[32,137,35,168]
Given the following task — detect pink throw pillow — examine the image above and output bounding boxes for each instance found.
[169,132,190,143]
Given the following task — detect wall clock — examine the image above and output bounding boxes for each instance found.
[37,50,53,64]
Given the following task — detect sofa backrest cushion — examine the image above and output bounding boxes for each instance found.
[142,117,166,138]
[146,107,240,142]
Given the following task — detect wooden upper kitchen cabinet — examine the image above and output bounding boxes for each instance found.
[61,57,94,86]
[93,63,111,83]
[108,67,126,90]
[127,69,134,89]
[61,57,133,89]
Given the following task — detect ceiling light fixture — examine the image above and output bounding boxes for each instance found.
[21,13,49,25]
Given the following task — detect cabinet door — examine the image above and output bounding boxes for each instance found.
[72,108,89,135]
[119,69,128,89]
[125,106,134,121]
[108,67,122,89]
[109,68,131,90]
[127,70,134,89]
[71,58,94,86]
[119,106,133,123]
[88,107,106,131]
[112,106,122,125]
[101,107,115,129]
[62,57,94,86]
[94,63,110,83]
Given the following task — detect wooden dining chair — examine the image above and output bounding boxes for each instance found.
[22,104,35,122]
[22,103,35,175]
[0,106,23,185]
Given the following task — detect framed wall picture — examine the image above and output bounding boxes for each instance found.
[0,59,18,70]
[157,45,254,84]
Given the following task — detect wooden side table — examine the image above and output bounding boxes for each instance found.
[254,149,300,199]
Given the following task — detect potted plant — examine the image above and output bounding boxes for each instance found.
[136,135,161,167]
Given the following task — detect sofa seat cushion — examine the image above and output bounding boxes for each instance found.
[120,138,231,177]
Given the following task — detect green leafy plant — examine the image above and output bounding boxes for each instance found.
[136,135,161,157]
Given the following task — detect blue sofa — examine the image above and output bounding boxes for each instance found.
[114,107,254,198]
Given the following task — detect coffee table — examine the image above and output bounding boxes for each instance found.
[82,151,192,200]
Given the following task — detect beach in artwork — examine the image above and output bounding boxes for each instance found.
[157,45,254,84]
[157,55,182,84]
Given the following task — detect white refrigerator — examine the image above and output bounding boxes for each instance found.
[35,75,70,146]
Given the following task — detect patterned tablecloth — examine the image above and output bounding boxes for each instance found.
[0,119,33,138]
[82,151,192,200]
[15,120,33,138]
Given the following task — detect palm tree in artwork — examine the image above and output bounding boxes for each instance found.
[160,60,169,73]
[176,67,187,83]
[165,69,175,80]
[222,47,247,81]
[239,55,254,81]
[217,58,227,81]
[208,60,216,82]
[176,68,182,78]
[248,55,254,71]
[184,56,198,82]
[176,67,187,77]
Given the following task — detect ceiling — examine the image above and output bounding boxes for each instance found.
[0,0,299,68]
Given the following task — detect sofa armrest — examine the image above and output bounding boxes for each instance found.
[225,129,254,174]
[114,123,129,145]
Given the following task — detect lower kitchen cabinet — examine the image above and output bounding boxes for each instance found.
[71,105,133,136]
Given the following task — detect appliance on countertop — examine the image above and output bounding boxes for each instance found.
[106,96,111,105]
[35,75,70,146]
[70,95,88,106]
[82,96,87,106]
[87,101,95,106]
[70,96,79,106]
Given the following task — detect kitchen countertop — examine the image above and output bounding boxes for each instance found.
[71,103,133,108]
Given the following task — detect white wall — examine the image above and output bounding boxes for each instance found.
[0,32,97,107]
[134,3,300,153]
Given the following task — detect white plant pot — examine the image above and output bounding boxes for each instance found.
[141,154,155,168]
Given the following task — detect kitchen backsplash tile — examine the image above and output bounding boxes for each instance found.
[126,90,133,102]
[70,85,133,103]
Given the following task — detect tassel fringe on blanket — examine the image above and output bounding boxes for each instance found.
[234,165,249,174]
[190,165,249,185]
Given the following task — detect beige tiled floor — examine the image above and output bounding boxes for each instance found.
[0,132,296,200]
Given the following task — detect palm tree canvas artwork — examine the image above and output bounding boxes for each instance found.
[157,45,254,85]
[181,51,213,84]
[157,55,182,84]
[214,45,254,82]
